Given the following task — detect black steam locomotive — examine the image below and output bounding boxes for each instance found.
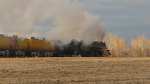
[53,40,111,57]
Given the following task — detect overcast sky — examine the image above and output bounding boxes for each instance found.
[81,0,150,39]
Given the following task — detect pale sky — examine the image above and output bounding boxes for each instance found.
[81,0,150,39]
[0,0,149,40]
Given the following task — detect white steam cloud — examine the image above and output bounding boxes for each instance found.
[0,0,105,43]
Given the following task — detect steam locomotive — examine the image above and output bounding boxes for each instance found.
[0,34,111,57]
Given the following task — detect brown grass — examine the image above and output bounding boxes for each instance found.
[0,57,150,84]
[106,34,150,57]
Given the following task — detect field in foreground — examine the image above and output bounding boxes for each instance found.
[0,57,150,84]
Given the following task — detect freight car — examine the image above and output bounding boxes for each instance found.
[0,34,111,57]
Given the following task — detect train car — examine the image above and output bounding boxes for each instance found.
[17,38,29,50]
[0,35,11,56]
[13,38,29,56]
[27,37,55,56]
[28,37,49,51]
[0,35,17,56]
[0,35,11,50]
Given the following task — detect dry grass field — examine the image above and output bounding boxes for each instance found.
[0,57,150,84]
